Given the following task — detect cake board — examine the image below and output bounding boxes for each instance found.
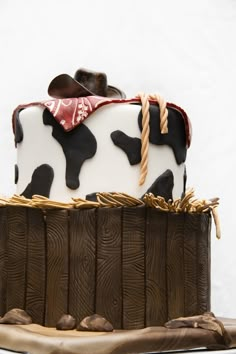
[0,317,236,354]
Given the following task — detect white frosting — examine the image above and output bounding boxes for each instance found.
[16,104,186,202]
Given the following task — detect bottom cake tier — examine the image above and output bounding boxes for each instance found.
[0,201,211,329]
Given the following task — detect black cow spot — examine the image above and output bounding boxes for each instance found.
[110,130,141,165]
[43,109,97,190]
[15,164,19,184]
[14,109,24,145]
[86,192,98,202]
[182,165,187,199]
[21,164,54,198]
[138,104,187,164]
[142,169,174,201]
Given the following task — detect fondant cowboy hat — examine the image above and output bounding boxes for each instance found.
[48,68,126,99]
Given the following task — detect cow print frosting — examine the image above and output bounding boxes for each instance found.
[138,104,187,164]
[87,170,174,202]
[43,109,97,190]
[14,164,19,184]
[110,130,141,165]
[110,104,187,168]
[21,164,54,198]
[142,169,174,201]
[86,192,99,202]
[182,165,187,198]
[14,109,24,145]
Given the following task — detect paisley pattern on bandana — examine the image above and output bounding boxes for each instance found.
[12,96,192,147]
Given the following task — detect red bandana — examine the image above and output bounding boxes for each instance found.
[12,96,191,147]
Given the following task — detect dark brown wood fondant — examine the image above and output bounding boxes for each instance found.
[45,209,69,326]
[69,208,96,322]
[122,206,146,329]
[0,206,211,329]
[167,212,185,320]
[145,208,168,326]
[183,212,199,316]
[6,207,28,310]
[96,207,122,329]
[25,208,46,325]
[197,213,211,313]
[0,207,7,316]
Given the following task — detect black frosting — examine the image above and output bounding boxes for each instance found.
[138,104,187,164]
[110,130,141,165]
[14,164,19,184]
[182,165,187,198]
[86,170,174,202]
[142,169,174,201]
[43,109,97,190]
[110,104,187,168]
[14,109,24,145]
[86,192,99,202]
[21,164,54,198]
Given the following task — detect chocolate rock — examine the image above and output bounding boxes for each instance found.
[0,308,32,325]
[165,312,225,337]
[56,314,76,330]
[77,314,113,332]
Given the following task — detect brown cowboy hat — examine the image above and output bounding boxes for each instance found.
[48,68,126,99]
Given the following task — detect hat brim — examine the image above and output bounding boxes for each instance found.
[48,74,125,99]
[48,74,93,99]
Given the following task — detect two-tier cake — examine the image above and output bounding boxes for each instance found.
[0,68,235,354]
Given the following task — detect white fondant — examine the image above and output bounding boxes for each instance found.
[16,104,186,202]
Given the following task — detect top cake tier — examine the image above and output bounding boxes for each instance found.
[12,71,191,202]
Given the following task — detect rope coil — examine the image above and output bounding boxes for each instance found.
[136,93,168,185]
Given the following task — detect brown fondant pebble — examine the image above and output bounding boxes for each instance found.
[0,308,32,325]
[56,314,76,330]
[77,314,113,332]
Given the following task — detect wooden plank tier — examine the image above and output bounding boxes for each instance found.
[0,206,211,329]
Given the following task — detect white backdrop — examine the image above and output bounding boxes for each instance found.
[0,0,236,318]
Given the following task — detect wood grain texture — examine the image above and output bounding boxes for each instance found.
[69,208,96,322]
[183,213,199,316]
[145,209,168,326]
[0,207,7,316]
[6,206,28,310]
[25,208,46,324]
[0,205,211,329]
[122,206,145,329]
[44,209,69,326]
[96,207,122,329]
[197,213,211,313]
[166,213,185,320]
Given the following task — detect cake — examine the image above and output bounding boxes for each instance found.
[13,69,190,202]
[0,68,235,354]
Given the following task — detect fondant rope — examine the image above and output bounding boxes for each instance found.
[148,93,168,134]
[136,93,150,186]
[143,189,221,239]
[0,190,220,239]
[136,92,168,186]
